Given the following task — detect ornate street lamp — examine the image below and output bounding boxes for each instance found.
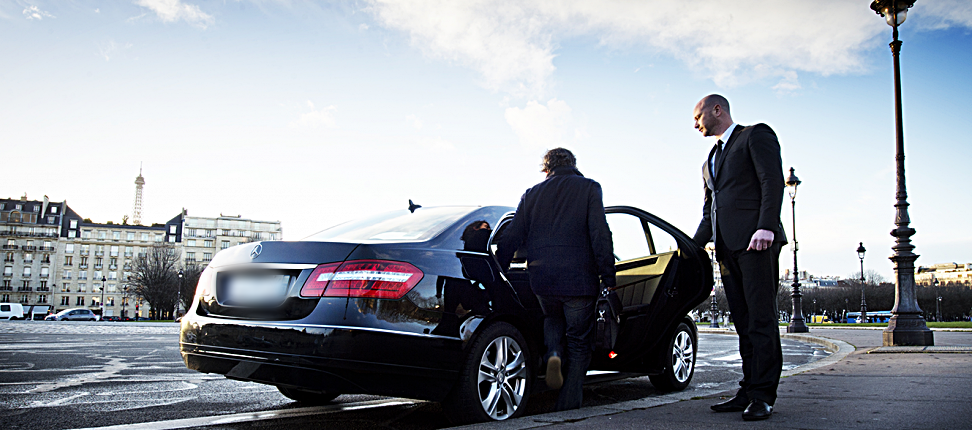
[858,242,868,324]
[176,269,184,320]
[870,0,933,345]
[785,167,808,333]
[122,285,128,319]
[709,288,720,328]
[100,276,107,320]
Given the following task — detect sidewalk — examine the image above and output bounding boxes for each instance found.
[454,328,972,430]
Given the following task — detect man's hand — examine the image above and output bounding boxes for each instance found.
[747,229,775,251]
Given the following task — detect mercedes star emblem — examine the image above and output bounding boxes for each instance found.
[250,244,263,260]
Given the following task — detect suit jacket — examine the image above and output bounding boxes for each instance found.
[693,123,788,251]
[497,166,616,297]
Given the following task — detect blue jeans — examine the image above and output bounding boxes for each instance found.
[536,294,596,411]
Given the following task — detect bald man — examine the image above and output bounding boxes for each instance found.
[692,94,787,421]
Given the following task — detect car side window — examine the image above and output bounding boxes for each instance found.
[605,213,652,262]
[647,222,679,255]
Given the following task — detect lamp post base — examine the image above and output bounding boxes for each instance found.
[883,314,934,346]
[787,319,809,333]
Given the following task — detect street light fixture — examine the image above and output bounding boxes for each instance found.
[858,242,868,324]
[870,0,933,346]
[709,288,720,328]
[176,269,183,320]
[785,167,808,333]
[100,276,107,320]
[122,285,128,319]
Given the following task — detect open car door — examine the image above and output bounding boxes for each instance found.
[589,206,712,372]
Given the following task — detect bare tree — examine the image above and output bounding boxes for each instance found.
[129,244,181,320]
[179,263,204,313]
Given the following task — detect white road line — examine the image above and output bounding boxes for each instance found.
[67,398,419,430]
[30,392,90,407]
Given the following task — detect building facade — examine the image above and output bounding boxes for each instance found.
[0,195,62,316]
[181,214,281,268]
[52,209,183,318]
[916,263,972,286]
[2,193,283,318]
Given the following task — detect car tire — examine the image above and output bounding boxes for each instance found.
[444,321,532,424]
[648,321,696,392]
[276,386,340,404]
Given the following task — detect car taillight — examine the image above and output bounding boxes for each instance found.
[299,260,423,300]
[194,268,214,300]
[300,262,341,297]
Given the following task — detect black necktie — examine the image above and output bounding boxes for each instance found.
[713,140,724,177]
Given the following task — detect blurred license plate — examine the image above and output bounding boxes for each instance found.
[224,275,290,305]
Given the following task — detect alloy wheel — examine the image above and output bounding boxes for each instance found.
[671,330,695,383]
[477,335,527,420]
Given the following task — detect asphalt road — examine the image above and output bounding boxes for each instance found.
[0,321,828,430]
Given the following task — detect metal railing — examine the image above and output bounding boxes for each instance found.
[17,287,32,292]
[1,245,18,250]
[38,246,55,252]
[22,246,37,252]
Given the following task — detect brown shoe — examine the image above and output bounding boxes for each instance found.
[545,355,563,389]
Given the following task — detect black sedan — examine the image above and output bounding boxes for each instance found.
[179,205,712,423]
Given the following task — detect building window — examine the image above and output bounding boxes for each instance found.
[141,233,149,241]
[48,216,55,224]
[51,207,58,214]
[110,246,119,257]
[154,234,163,242]
[221,241,230,250]
[169,225,177,234]
[125,246,133,257]
[204,240,214,248]
[82,230,91,239]
[186,252,195,261]
[63,270,71,279]
[79,271,87,280]
[68,230,76,238]
[112,231,120,241]
[70,219,78,228]
[38,295,47,303]
[3,266,12,276]
[94,271,102,279]
[79,283,86,292]
[64,256,73,266]
[1,294,9,302]
[22,267,30,276]
[32,206,39,212]
[76,296,84,305]
[65,244,74,253]
[203,252,212,261]
[168,236,175,243]
[20,295,28,304]
[108,272,117,281]
[98,231,106,240]
[61,296,69,305]
[187,240,196,247]
[127,232,134,241]
[61,283,70,293]
[24,253,33,263]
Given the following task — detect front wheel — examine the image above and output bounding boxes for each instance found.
[649,321,696,391]
[444,322,532,424]
[276,386,340,404]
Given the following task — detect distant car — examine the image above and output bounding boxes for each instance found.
[47,308,99,321]
[102,316,122,322]
[181,205,713,424]
[0,303,25,320]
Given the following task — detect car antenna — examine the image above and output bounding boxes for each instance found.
[408,199,422,213]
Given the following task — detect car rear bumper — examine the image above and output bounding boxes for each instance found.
[180,315,464,401]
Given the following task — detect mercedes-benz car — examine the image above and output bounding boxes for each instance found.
[179,205,712,423]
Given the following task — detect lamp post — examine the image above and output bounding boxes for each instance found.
[100,276,107,320]
[870,0,933,345]
[936,296,942,322]
[858,242,868,324]
[122,285,128,319]
[812,298,817,323]
[709,288,720,328]
[785,167,808,333]
[176,269,183,320]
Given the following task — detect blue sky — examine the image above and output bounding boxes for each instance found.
[2,0,970,280]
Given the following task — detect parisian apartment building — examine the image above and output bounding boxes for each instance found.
[1,194,282,318]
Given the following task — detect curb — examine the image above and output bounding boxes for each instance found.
[447,333,853,429]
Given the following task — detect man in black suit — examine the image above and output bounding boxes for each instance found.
[497,148,615,411]
[691,94,787,421]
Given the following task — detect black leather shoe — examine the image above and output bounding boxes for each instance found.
[742,399,773,421]
[710,395,749,412]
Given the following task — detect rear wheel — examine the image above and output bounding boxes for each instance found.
[444,322,532,424]
[649,321,696,391]
[276,386,340,404]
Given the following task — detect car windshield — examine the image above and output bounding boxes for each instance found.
[304,207,477,243]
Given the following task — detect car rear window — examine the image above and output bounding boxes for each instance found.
[1,305,9,312]
[304,207,476,243]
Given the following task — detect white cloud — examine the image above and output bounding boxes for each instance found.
[98,40,134,62]
[912,0,972,30]
[405,114,423,130]
[365,0,953,93]
[23,5,55,20]
[504,98,579,148]
[359,23,370,31]
[417,136,455,151]
[134,0,214,28]
[291,101,337,128]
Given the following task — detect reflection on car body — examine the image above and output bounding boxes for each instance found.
[179,205,712,423]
